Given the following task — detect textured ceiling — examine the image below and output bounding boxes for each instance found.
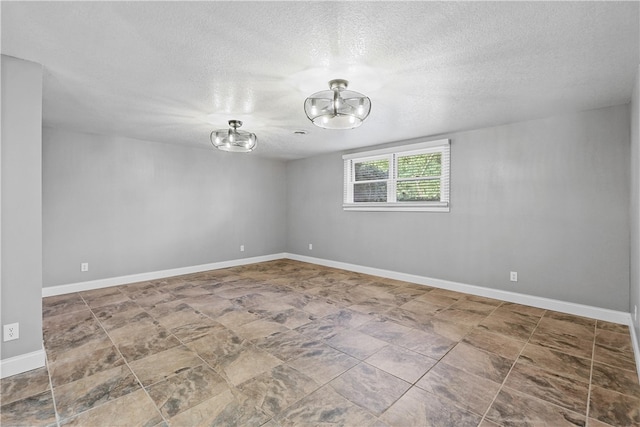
[2,1,639,160]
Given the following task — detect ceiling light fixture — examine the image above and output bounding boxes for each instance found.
[210,120,257,153]
[304,79,371,130]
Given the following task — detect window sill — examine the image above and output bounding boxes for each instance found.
[343,202,449,212]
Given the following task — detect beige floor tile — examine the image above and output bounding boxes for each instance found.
[220,343,282,385]
[59,389,163,426]
[587,417,618,427]
[183,294,236,318]
[42,293,87,318]
[128,345,203,386]
[440,342,514,383]
[357,318,414,344]
[596,320,630,334]
[450,298,499,315]
[319,308,374,329]
[215,309,262,328]
[237,364,319,417]
[184,327,245,369]
[325,329,388,359]
[383,304,445,335]
[43,309,109,362]
[381,386,481,427]
[253,330,324,362]
[434,308,488,327]
[108,319,181,362]
[1,367,51,406]
[80,287,130,308]
[153,302,209,330]
[478,418,502,427]
[486,387,586,426]
[503,361,589,413]
[0,390,57,427]
[477,311,538,341]
[329,363,411,415]
[49,344,125,387]
[302,297,342,317]
[589,386,640,426]
[518,343,592,383]
[544,311,596,328]
[293,315,351,340]
[529,316,595,358]
[276,385,377,426]
[413,291,460,308]
[416,362,501,415]
[594,329,637,371]
[498,302,546,317]
[399,299,444,316]
[534,315,596,341]
[146,365,228,419]
[365,345,437,383]
[591,361,640,398]
[53,364,140,419]
[392,327,457,360]
[169,315,224,343]
[267,308,315,329]
[167,388,270,427]
[93,300,151,332]
[288,343,359,384]
[233,318,289,341]
[419,317,474,341]
[462,328,526,360]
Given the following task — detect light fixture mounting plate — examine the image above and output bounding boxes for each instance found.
[329,79,348,90]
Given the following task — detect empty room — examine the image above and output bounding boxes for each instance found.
[1,1,640,426]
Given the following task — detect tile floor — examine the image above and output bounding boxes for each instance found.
[2,259,639,426]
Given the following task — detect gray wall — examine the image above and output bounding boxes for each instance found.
[1,56,43,359]
[631,65,639,347]
[287,104,631,311]
[43,128,287,287]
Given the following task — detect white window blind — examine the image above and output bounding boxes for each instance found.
[343,139,450,212]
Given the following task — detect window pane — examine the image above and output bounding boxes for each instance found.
[397,180,440,202]
[354,159,389,181]
[354,182,387,202]
[397,153,441,178]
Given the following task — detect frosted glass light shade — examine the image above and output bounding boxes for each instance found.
[304,79,371,130]
[210,120,257,153]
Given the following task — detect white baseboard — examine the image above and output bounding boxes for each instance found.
[0,348,45,379]
[284,253,631,325]
[42,253,287,297]
[630,323,640,383]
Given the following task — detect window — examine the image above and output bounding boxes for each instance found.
[343,139,450,211]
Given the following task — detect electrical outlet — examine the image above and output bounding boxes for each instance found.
[309,243,313,250]
[510,271,518,282]
[81,262,89,272]
[3,323,19,342]
[240,245,245,252]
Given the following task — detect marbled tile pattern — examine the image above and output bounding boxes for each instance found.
[3,259,639,426]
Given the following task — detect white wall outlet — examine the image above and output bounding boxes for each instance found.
[3,323,19,342]
[510,271,518,282]
[81,262,89,272]
[240,245,245,252]
[309,243,313,250]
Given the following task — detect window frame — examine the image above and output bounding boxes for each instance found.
[343,139,450,212]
